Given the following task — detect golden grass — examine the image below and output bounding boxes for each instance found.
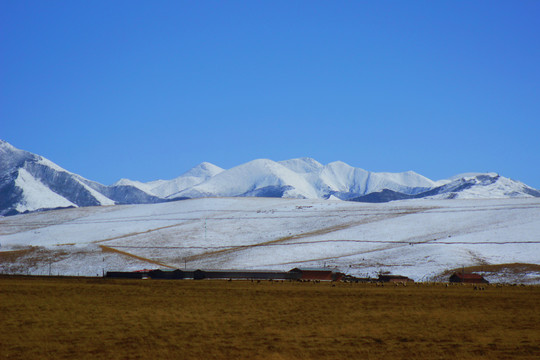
[0,276,539,360]
[435,263,540,284]
[453,263,540,273]
[0,247,69,274]
[0,248,35,262]
[99,245,175,268]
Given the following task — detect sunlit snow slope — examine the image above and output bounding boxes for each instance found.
[1,197,539,283]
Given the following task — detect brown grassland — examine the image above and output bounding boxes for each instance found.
[0,276,539,360]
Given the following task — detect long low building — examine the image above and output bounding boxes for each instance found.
[106,268,345,281]
[289,268,345,281]
[194,270,301,280]
[449,272,489,284]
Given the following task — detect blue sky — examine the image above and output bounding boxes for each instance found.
[1,1,539,188]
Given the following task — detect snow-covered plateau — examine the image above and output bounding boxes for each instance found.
[1,197,539,284]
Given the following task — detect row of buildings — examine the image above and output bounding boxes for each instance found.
[106,268,345,281]
[106,268,489,283]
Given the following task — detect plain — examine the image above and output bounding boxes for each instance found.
[1,276,539,360]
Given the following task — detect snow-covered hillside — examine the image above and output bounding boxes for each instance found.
[1,197,539,283]
[314,161,435,199]
[1,140,539,216]
[175,159,321,199]
[147,158,438,200]
[351,173,540,203]
[115,162,224,198]
[423,173,540,199]
[0,141,114,215]
[0,140,162,216]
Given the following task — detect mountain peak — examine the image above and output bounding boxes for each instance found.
[0,139,14,149]
[113,178,142,187]
[181,162,224,178]
[0,140,36,176]
[326,160,356,169]
[278,157,323,173]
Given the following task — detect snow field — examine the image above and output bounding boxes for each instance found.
[1,197,539,282]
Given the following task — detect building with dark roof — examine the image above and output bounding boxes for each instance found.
[449,272,489,284]
[377,274,414,283]
[289,268,344,281]
[106,267,345,281]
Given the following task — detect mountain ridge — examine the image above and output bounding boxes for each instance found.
[1,140,538,216]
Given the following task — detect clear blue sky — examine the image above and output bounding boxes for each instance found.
[1,1,539,188]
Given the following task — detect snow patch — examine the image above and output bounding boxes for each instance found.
[73,177,115,205]
[14,168,76,212]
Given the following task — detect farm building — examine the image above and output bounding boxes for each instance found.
[106,269,178,279]
[106,269,301,280]
[106,268,345,281]
[449,272,489,284]
[106,271,145,279]
[189,270,301,280]
[377,274,414,283]
[289,268,344,281]
[148,269,185,279]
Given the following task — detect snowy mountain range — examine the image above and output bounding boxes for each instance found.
[1,140,539,216]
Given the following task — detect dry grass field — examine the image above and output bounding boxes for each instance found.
[1,276,539,360]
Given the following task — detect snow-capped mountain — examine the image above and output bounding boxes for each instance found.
[422,173,540,199]
[1,140,539,216]
[0,140,162,216]
[350,173,540,202]
[114,162,224,198]
[174,159,320,199]
[172,158,436,200]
